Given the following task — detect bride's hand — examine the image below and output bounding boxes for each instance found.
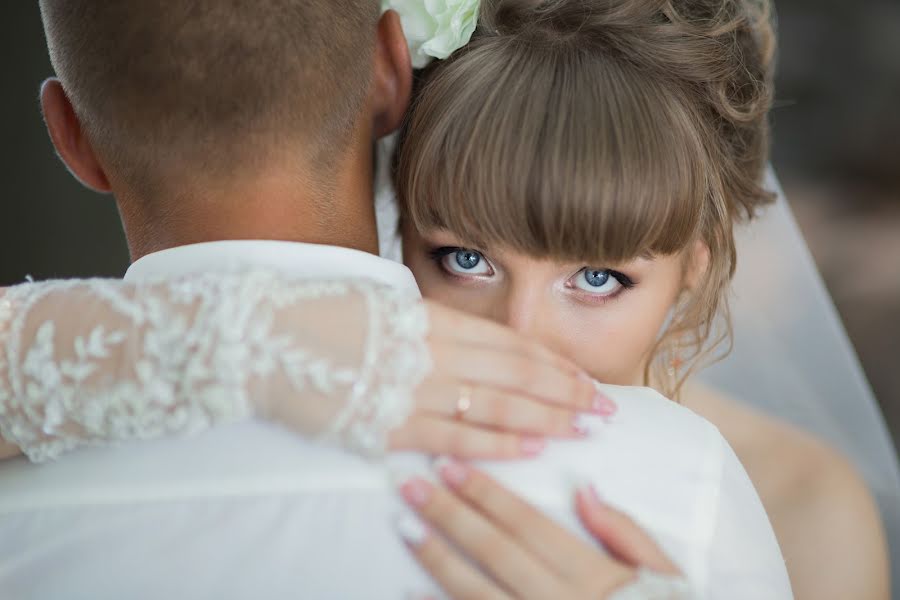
[1,278,608,462]
[388,301,613,459]
[396,459,687,600]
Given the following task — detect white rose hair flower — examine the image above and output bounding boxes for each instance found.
[381,0,481,68]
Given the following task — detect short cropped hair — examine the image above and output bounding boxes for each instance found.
[39,0,380,197]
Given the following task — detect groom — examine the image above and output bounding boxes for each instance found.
[0,2,790,598]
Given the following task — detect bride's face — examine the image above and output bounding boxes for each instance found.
[404,226,706,385]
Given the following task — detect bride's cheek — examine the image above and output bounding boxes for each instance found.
[571,301,664,384]
[550,310,624,382]
[406,257,448,298]
[417,276,495,320]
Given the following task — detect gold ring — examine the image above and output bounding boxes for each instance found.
[455,384,473,420]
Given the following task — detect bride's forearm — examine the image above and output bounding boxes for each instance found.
[0,273,429,463]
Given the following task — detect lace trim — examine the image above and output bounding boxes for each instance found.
[325,286,431,456]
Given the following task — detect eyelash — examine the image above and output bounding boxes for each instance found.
[427,246,637,303]
[568,268,636,305]
[428,246,467,262]
[428,246,493,278]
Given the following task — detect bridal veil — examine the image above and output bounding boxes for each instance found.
[700,168,900,582]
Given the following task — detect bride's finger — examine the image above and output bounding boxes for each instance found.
[395,514,511,600]
[575,485,680,575]
[415,378,589,437]
[397,476,566,600]
[427,302,585,377]
[434,459,625,585]
[388,415,546,459]
[430,343,605,413]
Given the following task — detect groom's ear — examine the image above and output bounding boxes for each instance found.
[40,78,112,194]
[370,10,412,139]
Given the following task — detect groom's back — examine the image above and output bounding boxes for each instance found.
[0,385,791,599]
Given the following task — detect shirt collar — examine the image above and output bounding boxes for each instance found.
[124,240,419,295]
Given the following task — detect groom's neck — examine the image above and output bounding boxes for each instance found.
[118,139,379,262]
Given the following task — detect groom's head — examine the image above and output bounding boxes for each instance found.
[37,0,411,255]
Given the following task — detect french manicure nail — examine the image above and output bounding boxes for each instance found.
[399,477,432,507]
[395,513,429,546]
[434,456,469,486]
[578,483,604,507]
[591,392,617,417]
[521,437,546,456]
[571,414,591,436]
[387,466,423,489]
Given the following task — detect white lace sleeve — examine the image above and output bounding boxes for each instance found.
[0,271,431,463]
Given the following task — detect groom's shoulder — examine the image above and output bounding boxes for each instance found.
[575,384,732,490]
[0,422,393,513]
[599,384,724,447]
[480,384,732,538]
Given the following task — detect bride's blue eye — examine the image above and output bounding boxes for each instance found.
[569,268,634,298]
[583,270,609,288]
[429,247,494,277]
[455,250,482,270]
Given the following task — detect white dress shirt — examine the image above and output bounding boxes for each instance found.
[0,241,792,599]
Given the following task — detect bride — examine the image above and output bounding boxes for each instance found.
[381,0,889,597]
[1,0,895,597]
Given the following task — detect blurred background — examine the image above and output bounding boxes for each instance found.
[1,0,898,454]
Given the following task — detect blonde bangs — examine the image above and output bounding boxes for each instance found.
[395,37,715,266]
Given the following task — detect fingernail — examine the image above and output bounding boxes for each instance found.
[434,456,469,487]
[591,392,617,417]
[395,513,429,546]
[520,437,546,456]
[577,371,595,384]
[399,476,433,507]
[387,466,425,488]
[571,414,591,437]
[578,483,604,507]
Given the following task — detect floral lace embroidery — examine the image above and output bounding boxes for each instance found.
[325,285,431,455]
[0,272,430,462]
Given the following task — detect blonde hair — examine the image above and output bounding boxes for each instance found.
[394,0,776,397]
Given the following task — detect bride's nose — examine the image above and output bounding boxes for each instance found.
[498,283,546,339]
[493,281,572,360]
